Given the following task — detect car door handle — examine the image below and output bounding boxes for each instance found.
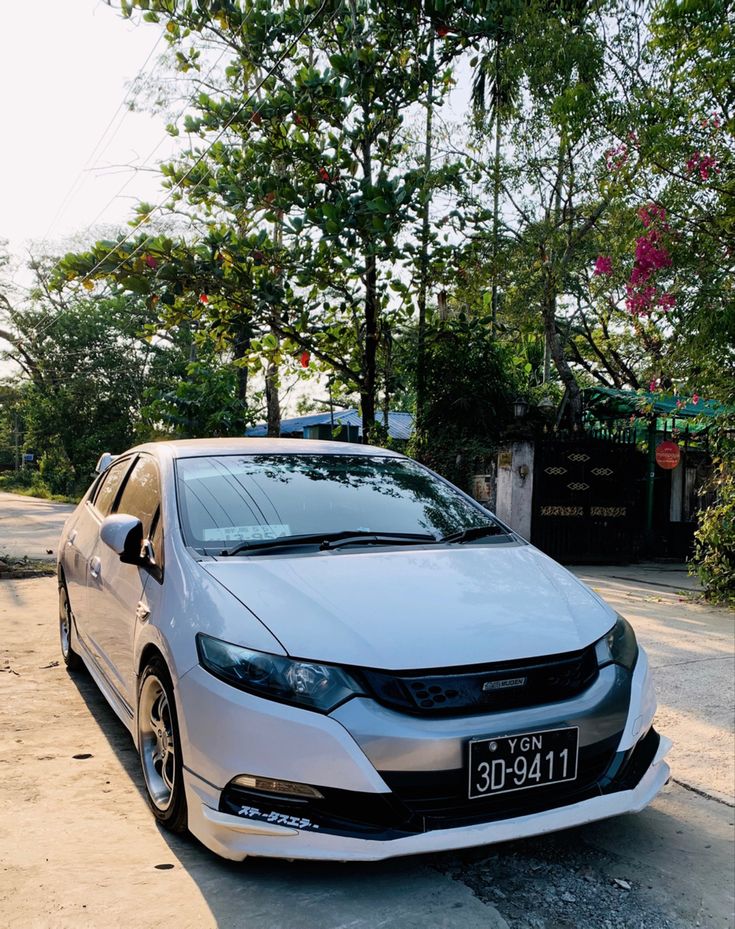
[67,530,78,547]
[89,556,101,579]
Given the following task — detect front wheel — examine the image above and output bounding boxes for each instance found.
[59,582,83,671]
[137,658,188,833]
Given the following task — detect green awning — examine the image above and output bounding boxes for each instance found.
[583,387,730,421]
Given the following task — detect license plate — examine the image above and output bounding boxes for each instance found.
[468,727,579,799]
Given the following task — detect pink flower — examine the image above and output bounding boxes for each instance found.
[593,255,613,276]
[649,380,657,392]
[605,143,628,172]
[686,152,719,180]
[637,203,667,228]
[692,393,700,405]
[658,292,676,310]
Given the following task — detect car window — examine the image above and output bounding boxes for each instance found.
[176,454,502,550]
[93,458,133,517]
[115,455,161,541]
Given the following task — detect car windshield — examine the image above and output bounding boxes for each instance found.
[175,454,505,552]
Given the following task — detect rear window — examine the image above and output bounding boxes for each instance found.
[175,454,499,551]
[92,458,131,516]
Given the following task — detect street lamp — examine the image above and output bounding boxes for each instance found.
[513,397,529,419]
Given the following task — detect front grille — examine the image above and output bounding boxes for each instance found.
[358,646,599,716]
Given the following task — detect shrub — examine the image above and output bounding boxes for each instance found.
[691,417,735,604]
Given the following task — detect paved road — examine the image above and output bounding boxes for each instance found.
[0,491,75,560]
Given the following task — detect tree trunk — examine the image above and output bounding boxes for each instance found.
[362,250,378,439]
[490,43,502,333]
[542,279,582,426]
[360,119,378,440]
[415,32,435,433]
[265,361,281,437]
[543,138,582,426]
[232,322,251,432]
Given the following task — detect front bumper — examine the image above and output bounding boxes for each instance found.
[184,734,671,861]
[176,647,666,861]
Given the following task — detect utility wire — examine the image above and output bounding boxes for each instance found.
[28,0,334,343]
[22,0,339,352]
[81,0,334,286]
[38,29,166,249]
[75,45,230,242]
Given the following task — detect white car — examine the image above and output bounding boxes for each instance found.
[57,438,670,861]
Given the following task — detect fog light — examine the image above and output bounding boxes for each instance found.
[231,774,324,799]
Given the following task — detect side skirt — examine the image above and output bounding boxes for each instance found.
[72,618,136,736]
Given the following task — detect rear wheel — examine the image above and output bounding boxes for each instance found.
[137,658,188,833]
[59,582,82,671]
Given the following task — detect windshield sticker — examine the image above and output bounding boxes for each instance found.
[202,524,291,542]
[237,805,320,830]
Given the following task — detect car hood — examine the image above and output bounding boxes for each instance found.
[201,543,616,670]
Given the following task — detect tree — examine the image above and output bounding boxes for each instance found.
[60,0,466,439]
[0,255,253,492]
[410,315,516,488]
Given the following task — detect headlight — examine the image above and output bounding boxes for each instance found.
[196,633,363,712]
[595,615,638,670]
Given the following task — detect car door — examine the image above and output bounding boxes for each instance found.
[85,453,164,710]
[64,457,133,643]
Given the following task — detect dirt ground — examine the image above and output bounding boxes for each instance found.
[0,575,733,929]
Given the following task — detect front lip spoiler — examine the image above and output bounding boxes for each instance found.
[184,740,672,862]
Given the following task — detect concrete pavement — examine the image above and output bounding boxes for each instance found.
[0,491,75,560]
[572,563,735,803]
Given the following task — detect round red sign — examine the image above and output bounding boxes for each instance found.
[656,440,681,470]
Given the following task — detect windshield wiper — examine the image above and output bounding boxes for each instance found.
[220,530,437,557]
[439,524,506,544]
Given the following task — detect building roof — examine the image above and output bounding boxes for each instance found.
[246,409,415,441]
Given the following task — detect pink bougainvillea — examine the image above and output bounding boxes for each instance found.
[593,255,613,276]
[605,143,628,172]
[686,151,718,180]
[637,203,668,229]
[625,204,674,316]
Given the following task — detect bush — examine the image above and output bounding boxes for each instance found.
[691,418,735,605]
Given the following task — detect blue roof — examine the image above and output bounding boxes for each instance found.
[246,409,414,441]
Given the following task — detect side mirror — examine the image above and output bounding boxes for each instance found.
[100,514,144,565]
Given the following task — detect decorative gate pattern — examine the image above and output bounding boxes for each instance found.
[531,436,644,563]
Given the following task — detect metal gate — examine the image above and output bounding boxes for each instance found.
[531,434,644,563]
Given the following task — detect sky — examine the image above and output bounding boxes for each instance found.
[0,0,174,261]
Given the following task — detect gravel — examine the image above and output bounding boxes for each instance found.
[435,832,684,929]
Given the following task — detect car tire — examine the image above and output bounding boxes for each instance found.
[59,582,83,671]
[137,657,188,834]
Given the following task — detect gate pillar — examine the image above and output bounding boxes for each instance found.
[495,440,535,539]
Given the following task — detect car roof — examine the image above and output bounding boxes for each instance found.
[125,437,404,460]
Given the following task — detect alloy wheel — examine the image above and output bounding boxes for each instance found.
[138,674,177,811]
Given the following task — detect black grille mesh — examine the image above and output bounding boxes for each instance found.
[358,646,599,716]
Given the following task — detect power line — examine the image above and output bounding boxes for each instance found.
[75,46,230,242]
[82,0,334,285]
[26,0,334,345]
[38,29,166,249]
